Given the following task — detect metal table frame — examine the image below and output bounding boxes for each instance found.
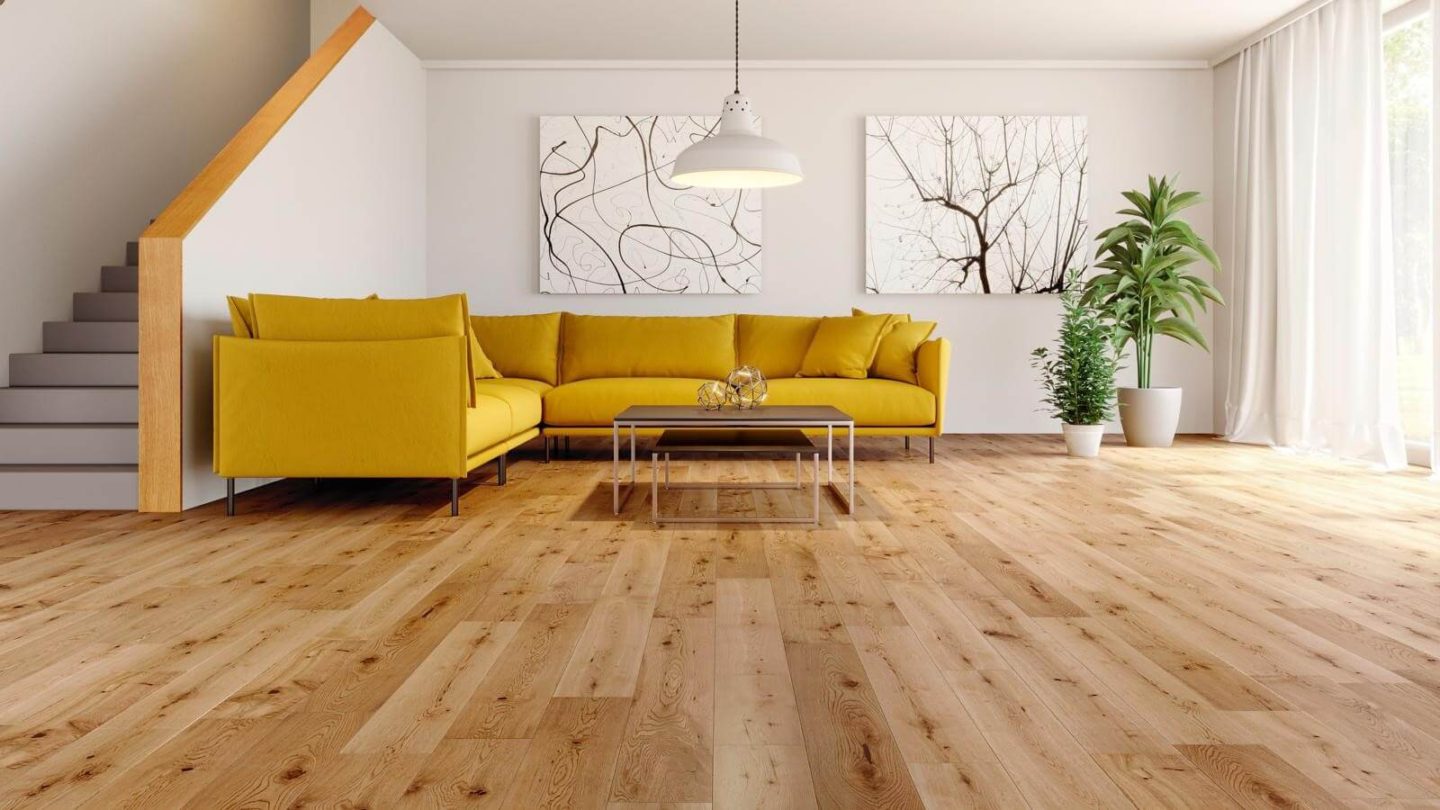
[612,408,855,516]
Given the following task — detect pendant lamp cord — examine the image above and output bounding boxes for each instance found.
[733,0,740,94]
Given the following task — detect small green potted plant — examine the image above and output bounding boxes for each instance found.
[1083,176,1223,447]
[1032,274,1119,458]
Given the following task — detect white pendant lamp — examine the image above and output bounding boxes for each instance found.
[670,0,803,189]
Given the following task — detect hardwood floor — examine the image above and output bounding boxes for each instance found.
[0,435,1437,809]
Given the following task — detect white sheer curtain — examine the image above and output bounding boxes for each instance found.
[1225,0,1409,468]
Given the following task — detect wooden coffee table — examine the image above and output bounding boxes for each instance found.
[612,405,855,516]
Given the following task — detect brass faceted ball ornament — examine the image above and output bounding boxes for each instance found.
[725,365,768,409]
[697,380,730,411]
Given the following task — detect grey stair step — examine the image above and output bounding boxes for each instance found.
[10,353,138,387]
[0,388,137,423]
[74,292,138,322]
[101,265,139,292]
[42,321,138,353]
[0,465,137,510]
[126,241,139,266]
[0,425,137,464]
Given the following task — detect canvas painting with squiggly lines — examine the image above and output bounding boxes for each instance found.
[539,115,762,294]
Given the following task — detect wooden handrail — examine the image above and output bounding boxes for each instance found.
[138,6,376,512]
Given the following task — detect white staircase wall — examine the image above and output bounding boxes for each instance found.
[180,21,427,509]
[0,1,308,388]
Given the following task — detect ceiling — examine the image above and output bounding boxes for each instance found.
[339,0,1317,62]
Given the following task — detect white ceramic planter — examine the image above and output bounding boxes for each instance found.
[1061,423,1105,458]
[1117,387,1183,447]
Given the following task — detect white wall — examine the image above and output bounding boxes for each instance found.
[0,0,309,387]
[427,65,1216,433]
[182,22,427,508]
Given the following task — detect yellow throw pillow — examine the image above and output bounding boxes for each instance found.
[871,320,937,384]
[471,313,563,385]
[226,296,254,338]
[797,314,890,379]
[852,307,911,337]
[469,328,502,379]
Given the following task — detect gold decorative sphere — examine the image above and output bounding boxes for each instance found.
[725,365,768,409]
[697,380,729,410]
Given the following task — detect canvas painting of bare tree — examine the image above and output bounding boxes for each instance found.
[539,115,761,294]
[866,116,1088,294]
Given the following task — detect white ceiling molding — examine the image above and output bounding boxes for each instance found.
[423,59,1212,72]
[1209,0,1337,66]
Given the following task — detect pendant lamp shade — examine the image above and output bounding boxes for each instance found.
[671,93,803,189]
[669,0,802,189]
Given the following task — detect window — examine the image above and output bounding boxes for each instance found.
[1384,1,1434,466]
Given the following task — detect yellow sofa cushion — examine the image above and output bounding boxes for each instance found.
[247,293,479,404]
[737,314,821,379]
[797,314,890,379]
[227,296,255,338]
[473,380,543,433]
[766,378,936,426]
[248,293,466,342]
[543,378,713,425]
[871,320,937,384]
[471,313,562,385]
[466,395,515,457]
[561,314,736,382]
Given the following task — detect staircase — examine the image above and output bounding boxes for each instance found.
[0,242,139,510]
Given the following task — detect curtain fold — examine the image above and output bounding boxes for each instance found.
[1225,0,1409,468]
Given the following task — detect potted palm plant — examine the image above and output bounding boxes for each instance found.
[1083,176,1223,447]
[1032,276,1118,458]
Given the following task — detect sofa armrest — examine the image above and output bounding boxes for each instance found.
[213,335,469,479]
[916,338,951,433]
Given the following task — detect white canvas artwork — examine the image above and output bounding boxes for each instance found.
[539,115,762,294]
[866,115,1089,294]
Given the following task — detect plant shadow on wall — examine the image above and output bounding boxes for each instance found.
[866,115,1089,294]
[538,115,762,295]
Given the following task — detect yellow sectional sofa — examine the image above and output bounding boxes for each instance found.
[475,311,950,447]
[213,302,950,516]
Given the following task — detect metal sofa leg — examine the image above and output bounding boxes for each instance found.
[544,436,551,463]
[226,478,235,516]
[564,436,571,456]
[904,436,911,451]
[497,453,507,485]
[928,436,935,463]
[451,478,460,517]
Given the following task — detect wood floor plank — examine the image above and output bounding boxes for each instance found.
[608,618,714,803]
[785,641,926,809]
[499,697,631,810]
[1175,743,1351,810]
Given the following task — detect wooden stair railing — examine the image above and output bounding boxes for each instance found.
[138,6,375,512]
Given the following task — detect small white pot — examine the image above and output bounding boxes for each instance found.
[1117,387,1183,447]
[1061,423,1105,458]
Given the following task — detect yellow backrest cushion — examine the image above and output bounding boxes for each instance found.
[561,313,736,382]
[469,329,501,379]
[871,320,937,384]
[797,314,890,379]
[226,296,254,338]
[737,315,821,379]
[471,312,562,385]
[247,292,476,402]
